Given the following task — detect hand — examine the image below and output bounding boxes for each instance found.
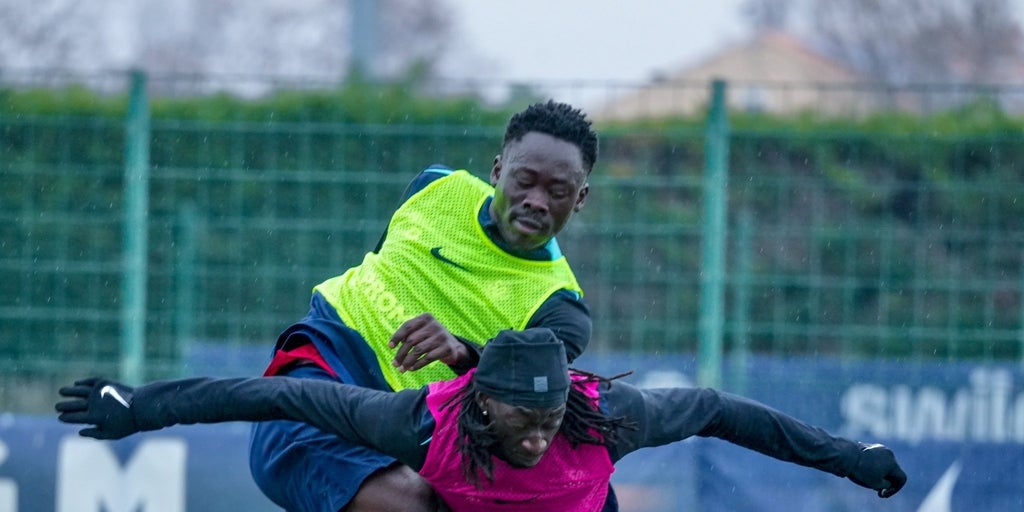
[389,313,468,373]
[55,377,139,440]
[847,443,907,498]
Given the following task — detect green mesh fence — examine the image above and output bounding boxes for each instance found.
[1,71,1022,413]
[729,130,1024,361]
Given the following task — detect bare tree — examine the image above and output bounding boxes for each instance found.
[376,0,454,78]
[0,0,104,69]
[0,0,454,87]
[740,0,1024,85]
[183,0,348,80]
[742,0,794,32]
[811,0,1024,84]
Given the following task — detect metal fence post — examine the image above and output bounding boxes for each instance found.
[730,208,752,394]
[176,202,199,377]
[698,79,729,389]
[121,69,150,384]
[351,0,378,78]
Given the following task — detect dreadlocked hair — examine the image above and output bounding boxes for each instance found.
[503,100,599,173]
[443,383,499,488]
[441,369,638,488]
[560,368,638,449]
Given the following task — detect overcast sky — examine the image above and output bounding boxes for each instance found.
[444,0,1024,89]
[444,0,750,84]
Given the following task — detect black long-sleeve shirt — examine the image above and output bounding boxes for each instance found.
[130,375,862,479]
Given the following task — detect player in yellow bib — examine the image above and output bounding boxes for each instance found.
[250,101,601,512]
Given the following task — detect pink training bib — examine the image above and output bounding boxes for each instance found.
[420,371,614,512]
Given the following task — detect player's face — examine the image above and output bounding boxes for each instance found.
[489,132,589,253]
[480,397,566,468]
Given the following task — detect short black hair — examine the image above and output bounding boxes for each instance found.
[503,100,598,173]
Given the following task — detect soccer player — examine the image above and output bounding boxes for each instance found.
[57,328,907,512]
[249,100,599,511]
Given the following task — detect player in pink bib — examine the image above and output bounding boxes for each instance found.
[421,371,613,511]
[58,328,907,512]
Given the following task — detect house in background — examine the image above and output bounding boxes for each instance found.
[595,30,874,120]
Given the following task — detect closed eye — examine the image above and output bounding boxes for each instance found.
[549,187,570,200]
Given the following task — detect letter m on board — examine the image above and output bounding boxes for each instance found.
[57,437,186,512]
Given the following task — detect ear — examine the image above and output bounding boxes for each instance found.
[489,154,502,186]
[475,391,490,411]
[573,181,589,212]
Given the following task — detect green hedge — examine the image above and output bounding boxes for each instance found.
[1,82,1022,366]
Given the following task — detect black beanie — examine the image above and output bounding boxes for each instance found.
[475,328,570,408]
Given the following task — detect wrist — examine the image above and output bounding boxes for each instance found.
[447,336,481,374]
[449,343,469,365]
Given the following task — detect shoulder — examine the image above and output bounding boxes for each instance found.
[406,164,455,194]
[401,165,488,202]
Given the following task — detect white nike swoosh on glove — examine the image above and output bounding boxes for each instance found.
[100,385,131,408]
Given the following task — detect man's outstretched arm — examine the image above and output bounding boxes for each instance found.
[56,376,430,468]
[603,382,907,498]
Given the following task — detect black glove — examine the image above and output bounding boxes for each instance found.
[55,377,140,440]
[847,443,907,498]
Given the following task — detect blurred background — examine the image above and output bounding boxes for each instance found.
[1,1,1023,511]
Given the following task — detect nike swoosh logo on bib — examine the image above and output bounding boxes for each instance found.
[430,247,468,271]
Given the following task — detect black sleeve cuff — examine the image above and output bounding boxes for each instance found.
[448,336,483,375]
